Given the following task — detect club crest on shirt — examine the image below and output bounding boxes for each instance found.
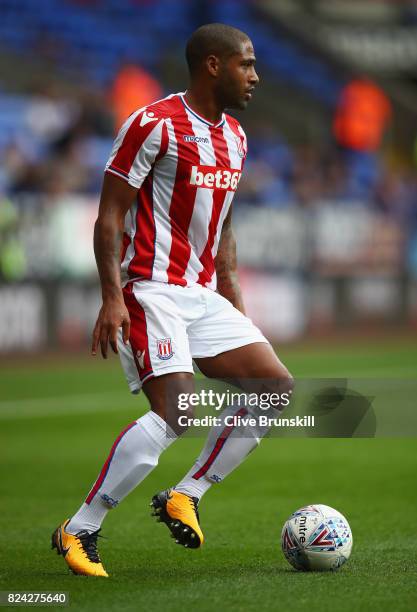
[156,338,174,360]
[235,136,245,158]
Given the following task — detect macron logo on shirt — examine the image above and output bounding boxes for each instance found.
[183,135,209,144]
[190,165,241,191]
[140,111,159,127]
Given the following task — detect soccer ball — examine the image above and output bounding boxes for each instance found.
[281,504,352,571]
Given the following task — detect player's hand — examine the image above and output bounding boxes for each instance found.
[91,297,130,359]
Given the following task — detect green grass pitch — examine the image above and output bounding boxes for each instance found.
[1,338,416,611]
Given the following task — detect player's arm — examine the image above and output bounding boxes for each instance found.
[92,174,137,358]
[215,205,245,314]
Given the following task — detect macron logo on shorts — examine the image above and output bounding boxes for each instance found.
[189,165,242,191]
[136,350,146,370]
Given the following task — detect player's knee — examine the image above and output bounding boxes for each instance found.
[262,373,296,411]
[278,371,294,411]
[280,371,294,397]
[146,373,195,420]
[262,368,294,411]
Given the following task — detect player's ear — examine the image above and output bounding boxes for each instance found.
[206,54,220,77]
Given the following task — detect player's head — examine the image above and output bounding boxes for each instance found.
[185,23,259,110]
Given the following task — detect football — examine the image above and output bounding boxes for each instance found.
[281,504,352,571]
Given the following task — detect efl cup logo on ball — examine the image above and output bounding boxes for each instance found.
[281,504,352,571]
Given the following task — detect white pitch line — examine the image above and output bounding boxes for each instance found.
[0,367,414,421]
[0,391,139,420]
[298,366,417,378]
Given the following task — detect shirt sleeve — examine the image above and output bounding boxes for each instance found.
[105,110,167,189]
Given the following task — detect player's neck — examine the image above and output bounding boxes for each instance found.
[184,88,224,125]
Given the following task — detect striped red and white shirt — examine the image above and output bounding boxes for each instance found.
[105,92,247,290]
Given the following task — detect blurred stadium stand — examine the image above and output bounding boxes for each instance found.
[0,0,341,97]
[0,0,416,353]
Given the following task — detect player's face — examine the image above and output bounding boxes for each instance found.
[218,40,259,110]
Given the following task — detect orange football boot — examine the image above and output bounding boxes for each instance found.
[51,519,108,577]
[151,489,204,549]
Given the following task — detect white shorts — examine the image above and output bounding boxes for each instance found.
[118,280,268,394]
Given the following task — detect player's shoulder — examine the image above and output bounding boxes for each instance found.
[224,113,247,138]
[139,92,186,121]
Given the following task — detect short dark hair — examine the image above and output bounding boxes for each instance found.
[185,23,250,77]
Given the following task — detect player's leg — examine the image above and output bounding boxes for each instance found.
[52,282,196,575]
[152,341,291,548]
[65,280,196,535]
[145,373,206,548]
[52,372,193,577]
[196,340,292,382]
[52,371,195,576]
[153,288,293,547]
[65,372,193,534]
[174,342,293,500]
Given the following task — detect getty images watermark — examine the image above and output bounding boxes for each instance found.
[176,389,315,429]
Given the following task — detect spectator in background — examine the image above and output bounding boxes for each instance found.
[333,78,392,153]
[332,78,392,203]
[110,64,163,130]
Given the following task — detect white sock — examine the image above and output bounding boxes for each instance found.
[66,410,176,534]
[175,404,274,500]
